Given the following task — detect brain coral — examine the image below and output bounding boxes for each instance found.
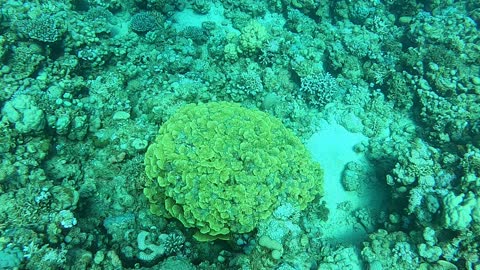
[144,102,323,241]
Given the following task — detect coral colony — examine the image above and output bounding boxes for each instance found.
[0,0,479,269]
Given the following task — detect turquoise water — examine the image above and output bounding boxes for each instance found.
[0,0,479,269]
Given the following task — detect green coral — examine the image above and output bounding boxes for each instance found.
[239,21,268,55]
[144,102,323,241]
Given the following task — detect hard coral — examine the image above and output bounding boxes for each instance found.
[144,102,323,241]
[299,72,340,108]
[18,15,60,43]
[130,11,161,33]
[239,21,268,55]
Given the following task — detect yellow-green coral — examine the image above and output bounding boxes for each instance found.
[144,102,323,241]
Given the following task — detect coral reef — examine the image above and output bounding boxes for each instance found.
[0,0,478,269]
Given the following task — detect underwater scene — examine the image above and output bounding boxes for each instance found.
[0,0,479,269]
